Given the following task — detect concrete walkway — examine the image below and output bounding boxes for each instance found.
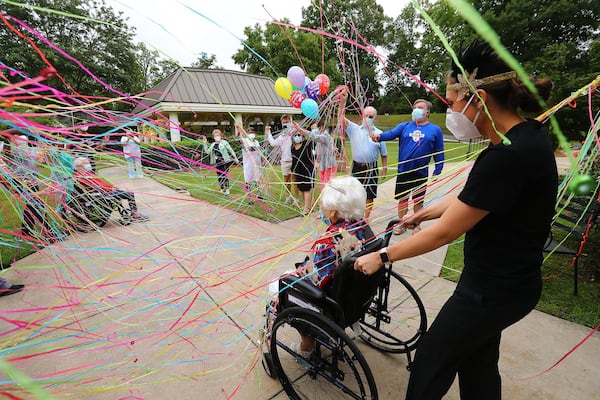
[1,162,598,399]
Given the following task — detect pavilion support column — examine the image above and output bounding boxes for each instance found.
[168,112,181,142]
[233,114,243,135]
[262,117,270,134]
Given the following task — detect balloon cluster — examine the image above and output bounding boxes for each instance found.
[274,66,330,120]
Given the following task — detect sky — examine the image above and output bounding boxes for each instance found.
[106,0,411,71]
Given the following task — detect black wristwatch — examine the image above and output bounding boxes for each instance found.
[379,247,390,265]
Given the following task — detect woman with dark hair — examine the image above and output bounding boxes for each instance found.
[291,128,316,215]
[354,40,558,399]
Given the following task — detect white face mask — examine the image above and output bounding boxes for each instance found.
[445,95,482,141]
[83,164,93,172]
[214,136,222,142]
[248,133,256,140]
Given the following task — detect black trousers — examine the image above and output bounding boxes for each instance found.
[21,201,49,237]
[405,283,540,400]
[20,184,51,238]
[112,190,137,213]
[215,160,233,189]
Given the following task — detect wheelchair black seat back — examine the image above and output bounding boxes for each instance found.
[260,218,428,400]
[63,183,132,231]
[278,236,385,330]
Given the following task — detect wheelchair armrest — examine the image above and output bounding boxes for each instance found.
[384,218,402,246]
[280,275,326,301]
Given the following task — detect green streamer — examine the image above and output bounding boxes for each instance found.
[0,358,55,399]
[446,0,593,193]
[412,1,511,145]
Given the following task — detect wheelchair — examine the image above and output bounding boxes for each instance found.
[259,219,428,399]
[62,184,133,231]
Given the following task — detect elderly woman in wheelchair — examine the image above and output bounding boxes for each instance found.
[260,175,427,399]
[64,157,149,230]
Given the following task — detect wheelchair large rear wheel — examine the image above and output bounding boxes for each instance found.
[359,268,427,353]
[270,307,377,400]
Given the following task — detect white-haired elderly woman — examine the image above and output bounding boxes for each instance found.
[287,175,375,356]
[309,174,372,288]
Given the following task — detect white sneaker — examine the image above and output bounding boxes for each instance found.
[225,189,230,195]
[350,322,362,339]
[285,196,292,204]
[289,342,312,358]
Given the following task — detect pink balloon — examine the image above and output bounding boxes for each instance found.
[289,91,305,108]
[287,66,306,89]
[314,73,331,95]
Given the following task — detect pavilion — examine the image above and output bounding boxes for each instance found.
[131,68,301,141]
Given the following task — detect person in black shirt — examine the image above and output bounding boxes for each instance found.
[354,40,558,399]
[291,130,315,215]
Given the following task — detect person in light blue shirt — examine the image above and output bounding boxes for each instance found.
[371,99,444,234]
[342,105,388,221]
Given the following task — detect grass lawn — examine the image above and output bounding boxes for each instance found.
[149,138,471,223]
[0,190,40,269]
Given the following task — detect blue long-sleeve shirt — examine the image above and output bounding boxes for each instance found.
[379,121,444,177]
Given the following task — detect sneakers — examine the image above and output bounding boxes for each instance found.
[350,322,362,339]
[284,196,292,204]
[225,188,230,195]
[0,284,25,297]
[134,214,150,222]
[289,342,312,359]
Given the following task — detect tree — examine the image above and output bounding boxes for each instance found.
[133,43,180,90]
[301,0,391,109]
[0,0,143,104]
[190,53,222,69]
[383,0,599,138]
[232,19,342,84]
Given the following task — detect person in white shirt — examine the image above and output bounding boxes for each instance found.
[236,126,263,202]
[120,131,143,179]
[266,114,298,204]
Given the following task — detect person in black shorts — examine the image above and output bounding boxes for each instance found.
[370,98,445,234]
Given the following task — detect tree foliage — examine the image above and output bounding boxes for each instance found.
[301,0,391,108]
[133,43,181,90]
[382,0,599,140]
[0,0,143,104]
[190,53,222,69]
[232,19,342,84]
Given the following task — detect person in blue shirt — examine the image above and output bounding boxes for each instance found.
[371,99,444,234]
[339,102,388,221]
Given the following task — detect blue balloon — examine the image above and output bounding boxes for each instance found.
[301,98,319,119]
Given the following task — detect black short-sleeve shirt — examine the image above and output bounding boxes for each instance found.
[457,120,558,298]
